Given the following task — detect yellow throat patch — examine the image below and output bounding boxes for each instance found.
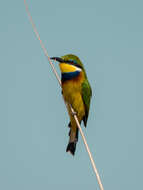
[59,63,81,73]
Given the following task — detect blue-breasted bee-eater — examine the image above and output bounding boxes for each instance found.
[51,54,92,155]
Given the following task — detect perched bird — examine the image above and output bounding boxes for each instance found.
[51,54,92,155]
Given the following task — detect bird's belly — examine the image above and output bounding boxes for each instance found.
[62,80,85,118]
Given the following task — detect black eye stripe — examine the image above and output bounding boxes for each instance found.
[65,60,82,69]
[50,57,82,69]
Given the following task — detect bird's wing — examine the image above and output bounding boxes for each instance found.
[81,79,92,127]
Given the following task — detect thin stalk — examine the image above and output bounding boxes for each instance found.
[24,1,104,190]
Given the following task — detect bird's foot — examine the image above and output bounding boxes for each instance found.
[71,110,77,116]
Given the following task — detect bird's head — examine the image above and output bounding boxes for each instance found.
[51,54,86,75]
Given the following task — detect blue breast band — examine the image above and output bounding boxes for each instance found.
[62,71,80,82]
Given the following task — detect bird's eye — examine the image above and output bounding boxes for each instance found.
[69,59,77,64]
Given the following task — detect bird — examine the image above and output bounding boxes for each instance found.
[51,54,92,155]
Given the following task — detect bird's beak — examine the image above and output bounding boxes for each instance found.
[50,57,64,63]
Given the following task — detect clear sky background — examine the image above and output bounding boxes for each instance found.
[1,0,143,189]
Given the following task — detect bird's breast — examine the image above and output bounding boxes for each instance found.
[61,71,80,82]
[62,71,84,103]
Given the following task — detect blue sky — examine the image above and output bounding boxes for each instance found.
[0,0,143,189]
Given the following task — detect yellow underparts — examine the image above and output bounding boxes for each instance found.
[62,71,85,142]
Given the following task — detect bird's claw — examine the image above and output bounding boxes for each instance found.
[72,110,77,116]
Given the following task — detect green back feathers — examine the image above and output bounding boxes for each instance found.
[81,79,92,126]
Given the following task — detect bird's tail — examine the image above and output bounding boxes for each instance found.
[66,127,79,156]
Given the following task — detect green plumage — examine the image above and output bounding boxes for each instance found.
[82,79,92,126]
